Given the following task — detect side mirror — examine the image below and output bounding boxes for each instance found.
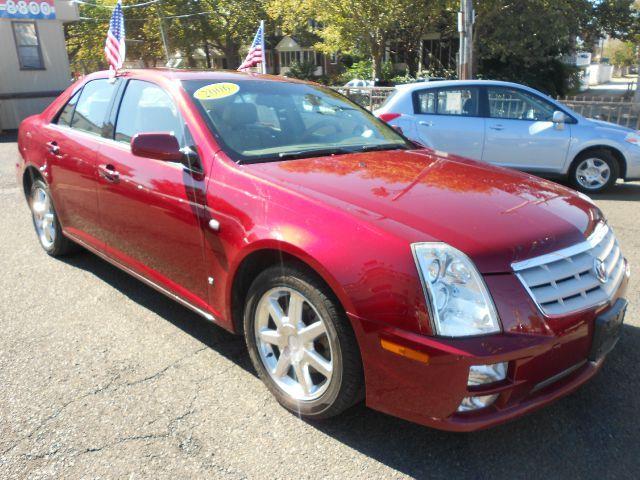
[131,133,182,162]
[552,111,566,124]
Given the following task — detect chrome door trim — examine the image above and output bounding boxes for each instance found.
[65,232,216,323]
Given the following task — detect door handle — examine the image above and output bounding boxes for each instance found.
[98,164,120,183]
[46,141,61,156]
[419,121,434,127]
[489,125,505,131]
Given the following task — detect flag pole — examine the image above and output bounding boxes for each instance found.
[260,20,267,75]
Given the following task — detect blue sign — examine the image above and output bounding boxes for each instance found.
[0,1,56,20]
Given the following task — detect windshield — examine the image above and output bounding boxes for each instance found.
[183,79,412,164]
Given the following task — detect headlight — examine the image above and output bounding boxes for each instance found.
[412,243,501,337]
[625,132,640,145]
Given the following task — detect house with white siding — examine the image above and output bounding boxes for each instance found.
[0,0,78,130]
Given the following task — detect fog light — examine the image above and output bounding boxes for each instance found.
[457,394,499,412]
[468,362,507,386]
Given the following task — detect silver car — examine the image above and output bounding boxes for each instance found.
[375,80,640,193]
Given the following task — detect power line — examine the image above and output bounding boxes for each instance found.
[77,11,214,21]
[72,0,161,10]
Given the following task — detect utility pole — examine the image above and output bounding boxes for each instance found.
[634,46,640,113]
[458,0,475,80]
[157,0,170,65]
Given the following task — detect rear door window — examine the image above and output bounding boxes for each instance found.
[114,80,184,146]
[414,87,479,116]
[71,79,117,135]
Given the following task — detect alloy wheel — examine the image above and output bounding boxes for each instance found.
[31,186,56,249]
[254,287,334,401]
[576,158,611,190]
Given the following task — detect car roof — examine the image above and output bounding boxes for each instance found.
[395,79,541,92]
[84,68,316,85]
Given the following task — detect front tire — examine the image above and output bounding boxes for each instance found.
[569,150,619,193]
[29,179,76,256]
[243,264,364,420]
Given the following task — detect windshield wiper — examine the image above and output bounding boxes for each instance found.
[358,144,409,153]
[239,144,409,165]
[275,147,356,161]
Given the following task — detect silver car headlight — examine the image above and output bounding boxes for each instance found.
[412,243,501,337]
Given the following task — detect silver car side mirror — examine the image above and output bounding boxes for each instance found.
[552,111,566,130]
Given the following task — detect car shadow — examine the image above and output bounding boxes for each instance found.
[60,249,640,479]
[307,323,640,478]
[589,181,640,202]
[59,249,255,376]
[0,131,18,143]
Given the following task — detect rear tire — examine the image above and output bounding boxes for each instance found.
[29,179,77,257]
[243,264,364,420]
[569,150,619,194]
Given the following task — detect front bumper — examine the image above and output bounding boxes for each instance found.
[624,144,640,180]
[350,272,629,432]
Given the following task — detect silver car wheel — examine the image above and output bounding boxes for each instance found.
[576,157,611,190]
[31,186,56,249]
[254,287,334,401]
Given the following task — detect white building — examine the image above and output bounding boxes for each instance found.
[0,1,78,130]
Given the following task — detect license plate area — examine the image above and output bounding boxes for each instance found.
[589,298,627,362]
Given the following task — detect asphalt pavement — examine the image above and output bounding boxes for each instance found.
[1,134,639,479]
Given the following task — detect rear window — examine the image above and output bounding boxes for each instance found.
[55,90,81,127]
[378,89,399,110]
[415,90,436,114]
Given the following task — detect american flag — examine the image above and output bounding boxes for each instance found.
[105,0,126,76]
[238,21,266,73]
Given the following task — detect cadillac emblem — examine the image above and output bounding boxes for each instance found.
[594,258,608,284]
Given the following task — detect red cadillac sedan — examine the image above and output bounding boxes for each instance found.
[16,70,630,431]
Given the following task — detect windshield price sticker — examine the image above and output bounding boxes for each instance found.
[194,83,240,100]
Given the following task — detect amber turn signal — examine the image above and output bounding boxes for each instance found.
[380,339,430,364]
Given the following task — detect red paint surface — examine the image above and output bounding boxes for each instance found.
[16,70,627,431]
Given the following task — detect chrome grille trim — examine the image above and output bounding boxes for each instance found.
[512,223,626,316]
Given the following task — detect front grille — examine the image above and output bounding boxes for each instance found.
[512,223,626,316]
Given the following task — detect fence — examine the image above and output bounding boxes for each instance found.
[334,87,639,130]
[560,100,639,130]
[331,87,395,111]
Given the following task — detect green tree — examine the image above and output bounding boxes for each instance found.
[604,40,637,67]
[65,0,269,73]
[340,59,395,83]
[198,0,268,69]
[473,0,639,96]
[286,60,318,80]
[390,0,457,76]
[268,0,417,81]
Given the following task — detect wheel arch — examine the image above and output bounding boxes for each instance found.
[22,165,44,199]
[228,243,355,336]
[571,145,627,179]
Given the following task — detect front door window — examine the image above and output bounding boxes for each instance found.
[487,88,555,122]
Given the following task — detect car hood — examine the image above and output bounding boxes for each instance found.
[583,117,636,135]
[247,149,602,273]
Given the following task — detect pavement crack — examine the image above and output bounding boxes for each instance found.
[123,346,208,388]
[2,373,122,458]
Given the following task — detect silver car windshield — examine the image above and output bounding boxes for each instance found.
[184,79,412,164]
